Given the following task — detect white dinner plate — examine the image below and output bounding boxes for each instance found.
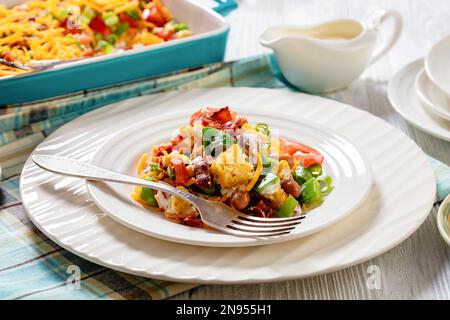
[86,111,372,247]
[20,88,436,284]
[425,35,450,97]
[388,59,450,142]
[415,69,450,121]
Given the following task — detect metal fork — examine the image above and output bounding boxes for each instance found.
[32,155,304,238]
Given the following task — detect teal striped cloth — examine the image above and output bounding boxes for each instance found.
[0,54,449,299]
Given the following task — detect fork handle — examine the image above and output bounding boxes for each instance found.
[31,155,199,203]
[0,58,85,72]
[0,58,31,70]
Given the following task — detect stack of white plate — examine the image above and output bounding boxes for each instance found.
[388,35,450,141]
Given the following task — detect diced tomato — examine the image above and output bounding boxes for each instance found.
[155,29,174,41]
[293,152,323,168]
[280,138,324,167]
[280,138,322,157]
[89,16,111,36]
[65,29,81,35]
[60,18,81,35]
[119,12,138,28]
[146,6,166,27]
[2,52,15,62]
[171,158,189,185]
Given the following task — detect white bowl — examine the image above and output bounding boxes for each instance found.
[425,35,450,98]
[437,194,450,246]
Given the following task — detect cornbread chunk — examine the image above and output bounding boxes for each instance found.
[265,188,288,208]
[211,144,254,189]
[165,186,197,218]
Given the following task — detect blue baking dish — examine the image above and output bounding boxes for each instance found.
[0,0,236,105]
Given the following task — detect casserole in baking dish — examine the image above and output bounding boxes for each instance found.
[0,0,232,104]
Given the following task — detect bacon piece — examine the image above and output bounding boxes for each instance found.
[189,106,241,130]
[181,215,204,228]
[246,199,276,218]
[152,143,172,157]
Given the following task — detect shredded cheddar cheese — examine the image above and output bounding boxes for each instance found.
[244,151,262,191]
[0,0,190,77]
[136,152,149,175]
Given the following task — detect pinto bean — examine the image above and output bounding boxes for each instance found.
[230,191,251,210]
[282,179,301,198]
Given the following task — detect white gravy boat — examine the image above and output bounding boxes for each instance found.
[260,10,403,93]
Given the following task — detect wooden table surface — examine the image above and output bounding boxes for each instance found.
[172,0,450,300]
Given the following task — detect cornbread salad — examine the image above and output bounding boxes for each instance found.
[132,107,333,227]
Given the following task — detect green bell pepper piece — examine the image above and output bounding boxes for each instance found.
[261,156,272,168]
[179,154,190,165]
[259,156,278,176]
[54,9,68,21]
[95,40,109,50]
[255,123,271,150]
[94,32,103,42]
[102,11,119,27]
[277,195,298,218]
[317,175,333,196]
[106,33,118,45]
[294,165,313,185]
[115,23,129,36]
[73,40,83,50]
[255,123,270,136]
[103,43,114,54]
[167,166,175,180]
[148,162,160,172]
[307,164,322,177]
[82,6,96,19]
[126,9,140,20]
[174,23,189,32]
[81,6,96,24]
[140,177,158,207]
[190,184,220,196]
[65,34,82,49]
[301,178,322,204]
[254,173,280,195]
[80,15,91,25]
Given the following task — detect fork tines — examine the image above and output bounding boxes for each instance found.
[225,214,305,237]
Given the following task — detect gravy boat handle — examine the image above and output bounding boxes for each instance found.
[367,10,403,65]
